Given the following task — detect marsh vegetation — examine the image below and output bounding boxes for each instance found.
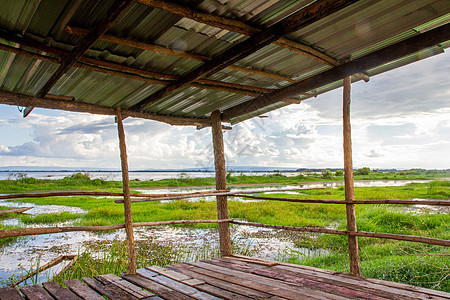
[0,171,448,291]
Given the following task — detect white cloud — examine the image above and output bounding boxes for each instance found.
[0,52,449,170]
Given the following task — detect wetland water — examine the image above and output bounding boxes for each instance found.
[0,179,432,286]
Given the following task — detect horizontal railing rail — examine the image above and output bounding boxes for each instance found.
[0,187,324,201]
[0,219,233,238]
[230,220,450,247]
[232,194,450,206]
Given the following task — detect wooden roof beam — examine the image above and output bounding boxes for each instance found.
[0,90,210,127]
[0,34,274,97]
[131,0,359,111]
[136,0,368,82]
[65,26,296,83]
[222,23,450,121]
[37,0,133,99]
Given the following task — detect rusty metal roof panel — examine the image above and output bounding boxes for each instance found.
[195,0,314,27]
[287,0,450,60]
[0,0,449,123]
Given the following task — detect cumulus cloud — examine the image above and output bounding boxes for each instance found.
[366,149,382,158]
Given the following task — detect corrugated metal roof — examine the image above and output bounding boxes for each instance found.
[0,0,449,124]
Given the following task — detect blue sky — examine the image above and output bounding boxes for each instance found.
[0,50,449,170]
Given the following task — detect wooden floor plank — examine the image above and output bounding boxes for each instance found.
[213,257,388,300]
[340,273,450,299]
[20,285,53,300]
[64,279,105,300]
[100,274,154,299]
[0,287,24,300]
[273,264,442,300]
[83,276,137,300]
[188,261,347,300]
[194,283,255,300]
[169,263,282,300]
[123,273,197,300]
[137,268,159,278]
[147,274,220,300]
[42,282,82,300]
[233,255,450,300]
[179,261,313,300]
[225,255,279,266]
[144,266,206,287]
[224,257,435,300]
[182,278,205,287]
[13,255,450,300]
[146,266,191,281]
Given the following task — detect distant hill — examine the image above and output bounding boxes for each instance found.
[0,166,118,172]
[2,166,425,173]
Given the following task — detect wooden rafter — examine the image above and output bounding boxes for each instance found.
[37,0,133,98]
[65,25,296,83]
[136,0,369,82]
[222,23,450,121]
[131,0,359,111]
[0,34,282,97]
[0,90,210,126]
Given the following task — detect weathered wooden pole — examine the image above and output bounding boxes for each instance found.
[211,110,232,256]
[116,107,137,274]
[343,76,361,276]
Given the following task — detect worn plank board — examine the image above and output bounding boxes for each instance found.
[171,263,287,300]
[212,258,387,300]
[147,274,220,300]
[187,261,345,300]
[170,263,285,299]
[123,273,197,300]
[20,285,53,300]
[137,268,158,278]
[64,279,105,300]
[226,255,278,266]
[0,287,24,300]
[225,257,431,299]
[273,264,443,300]
[182,279,205,287]
[42,282,82,300]
[246,256,450,300]
[82,276,137,300]
[144,266,206,287]
[191,283,254,300]
[100,274,154,299]
[146,266,191,281]
[151,265,262,300]
[340,273,450,300]
[225,256,445,300]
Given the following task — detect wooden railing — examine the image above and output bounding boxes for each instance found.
[0,187,449,277]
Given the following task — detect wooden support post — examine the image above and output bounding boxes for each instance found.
[116,107,137,274]
[211,110,232,256]
[343,76,361,276]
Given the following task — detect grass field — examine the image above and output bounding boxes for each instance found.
[1,168,447,192]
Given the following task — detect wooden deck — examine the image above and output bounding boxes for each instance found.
[1,255,449,300]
